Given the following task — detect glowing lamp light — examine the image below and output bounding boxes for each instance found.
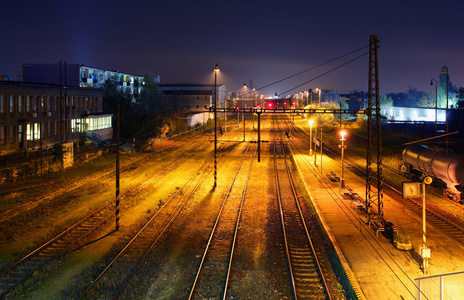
[256,105,260,109]
[268,102,273,108]
[284,101,287,105]
[236,106,240,110]
[214,64,220,73]
[309,119,314,126]
[340,130,347,140]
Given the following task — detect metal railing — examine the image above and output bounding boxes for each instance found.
[415,271,464,300]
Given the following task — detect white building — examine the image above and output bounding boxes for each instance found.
[23,63,159,101]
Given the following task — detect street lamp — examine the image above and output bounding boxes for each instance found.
[214,63,220,188]
[420,176,433,274]
[309,119,314,156]
[338,130,347,189]
[430,79,437,134]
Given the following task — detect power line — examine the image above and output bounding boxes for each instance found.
[243,44,369,97]
[279,51,369,97]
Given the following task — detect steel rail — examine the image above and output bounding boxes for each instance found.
[77,127,246,299]
[273,115,332,299]
[188,136,257,300]
[0,130,217,299]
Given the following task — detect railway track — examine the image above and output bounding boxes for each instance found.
[78,146,221,299]
[75,124,252,299]
[273,117,332,299]
[0,134,207,225]
[188,138,257,299]
[0,200,114,298]
[0,130,226,298]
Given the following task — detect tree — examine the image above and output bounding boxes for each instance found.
[52,143,66,173]
[138,75,165,115]
[380,95,393,118]
[455,87,464,109]
[102,81,139,138]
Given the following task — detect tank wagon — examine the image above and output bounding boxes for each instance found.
[402,144,464,203]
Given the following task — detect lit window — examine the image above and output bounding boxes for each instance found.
[26,124,32,140]
[34,123,40,140]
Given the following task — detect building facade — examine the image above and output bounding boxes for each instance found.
[0,81,111,155]
[22,63,159,101]
[159,84,227,112]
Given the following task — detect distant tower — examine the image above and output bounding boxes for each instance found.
[438,66,449,108]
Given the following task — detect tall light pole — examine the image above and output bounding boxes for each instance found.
[421,176,433,274]
[309,119,314,156]
[430,79,437,134]
[214,64,220,188]
[339,130,347,189]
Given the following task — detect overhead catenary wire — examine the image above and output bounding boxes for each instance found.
[240,44,370,98]
[278,51,369,97]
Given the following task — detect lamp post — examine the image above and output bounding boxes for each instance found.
[421,176,433,274]
[339,130,347,189]
[214,63,220,188]
[309,119,314,156]
[430,79,437,134]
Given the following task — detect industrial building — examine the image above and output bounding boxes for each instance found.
[0,81,111,155]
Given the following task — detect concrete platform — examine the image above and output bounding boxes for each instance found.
[291,151,464,299]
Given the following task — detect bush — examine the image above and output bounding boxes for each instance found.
[394,233,410,244]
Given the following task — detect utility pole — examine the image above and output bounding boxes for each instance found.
[59,60,63,144]
[257,110,262,162]
[214,64,219,188]
[64,61,68,143]
[116,102,120,231]
[365,35,384,223]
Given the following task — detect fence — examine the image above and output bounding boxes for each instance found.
[415,271,464,299]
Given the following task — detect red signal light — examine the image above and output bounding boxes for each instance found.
[284,102,287,105]
[268,102,273,108]
[236,106,240,110]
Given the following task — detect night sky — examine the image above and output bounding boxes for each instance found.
[2,1,464,96]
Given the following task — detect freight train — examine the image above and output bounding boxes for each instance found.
[401,144,464,203]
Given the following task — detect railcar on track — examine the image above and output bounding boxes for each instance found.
[401,144,464,203]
